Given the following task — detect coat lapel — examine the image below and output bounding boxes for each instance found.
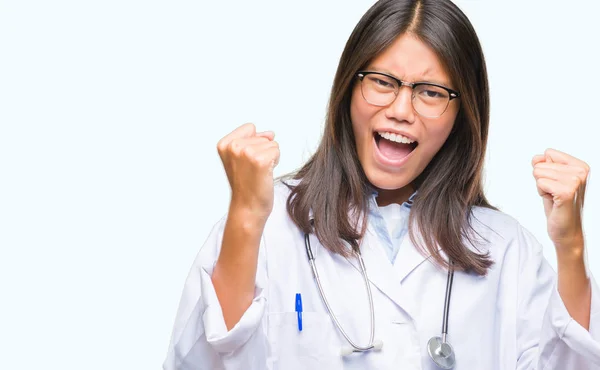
[357,225,418,320]
[393,231,439,283]
[358,224,444,321]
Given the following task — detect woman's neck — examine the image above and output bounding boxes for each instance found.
[375,185,415,207]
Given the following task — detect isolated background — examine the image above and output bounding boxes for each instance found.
[1,1,598,369]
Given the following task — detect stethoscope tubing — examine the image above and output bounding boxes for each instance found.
[303,226,455,367]
[442,262,454,341]
[304,232,377,352]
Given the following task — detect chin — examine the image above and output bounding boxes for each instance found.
[364,168,414,191]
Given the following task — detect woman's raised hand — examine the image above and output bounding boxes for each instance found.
[217,123,280,221]
[213,123,280,330]
[532,148,592,330]
[532,148,589,251]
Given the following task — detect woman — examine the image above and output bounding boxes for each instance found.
[163,0,599,369]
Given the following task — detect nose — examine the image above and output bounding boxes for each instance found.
[384,86,416,124]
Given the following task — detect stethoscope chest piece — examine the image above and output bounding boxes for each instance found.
[427,336,455,369]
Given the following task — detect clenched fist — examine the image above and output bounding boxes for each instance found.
[217,123,280,220]
[532,148,590,251]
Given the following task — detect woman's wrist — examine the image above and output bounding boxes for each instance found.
[555,235,585,266]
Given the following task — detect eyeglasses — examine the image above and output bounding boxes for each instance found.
[356,71,461,118]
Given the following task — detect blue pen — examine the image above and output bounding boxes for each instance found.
[295,293,303,331]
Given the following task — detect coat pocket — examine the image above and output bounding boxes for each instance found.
[267,311,344,370]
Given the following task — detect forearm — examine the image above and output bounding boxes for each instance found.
[212,204,267,331]
[556,239,592,330]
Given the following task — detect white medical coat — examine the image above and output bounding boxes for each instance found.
[163,182,600,369]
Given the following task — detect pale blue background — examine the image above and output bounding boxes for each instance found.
[0,1,598,369]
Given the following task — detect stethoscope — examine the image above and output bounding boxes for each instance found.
[304,226,456,369]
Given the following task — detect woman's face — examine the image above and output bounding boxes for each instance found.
[350,33,460,205]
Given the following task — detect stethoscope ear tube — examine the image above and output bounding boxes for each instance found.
[341,339,383,356]
[304,232,314,261]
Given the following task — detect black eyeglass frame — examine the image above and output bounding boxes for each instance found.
[356,70,461,103]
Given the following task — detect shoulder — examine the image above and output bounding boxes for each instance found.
[271,178,296,211]
[468,206,543,257]
[274,177,297,197]
[263,178,300,232]
[470,206,521,237]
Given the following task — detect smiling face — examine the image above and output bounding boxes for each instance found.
[350,33,460,206]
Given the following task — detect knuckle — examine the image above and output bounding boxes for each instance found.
[240,145,254,159]
[242,122,256,135]
[227,141,237,153]
[251,155,267,167]
[217,139,228,154]
[230,141,244,157]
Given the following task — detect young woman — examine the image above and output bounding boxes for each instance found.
[163,1,598,369]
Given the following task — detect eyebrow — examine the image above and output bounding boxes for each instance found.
[367,66,453,88]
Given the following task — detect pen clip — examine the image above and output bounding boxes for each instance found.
[295,293,303,331]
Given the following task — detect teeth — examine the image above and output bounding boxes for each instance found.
[377,131,415,144]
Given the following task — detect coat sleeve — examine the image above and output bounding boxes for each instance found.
[162,216,269,370]
[515,225,600,369]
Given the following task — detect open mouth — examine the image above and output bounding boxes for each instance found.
[374,131,418,161]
